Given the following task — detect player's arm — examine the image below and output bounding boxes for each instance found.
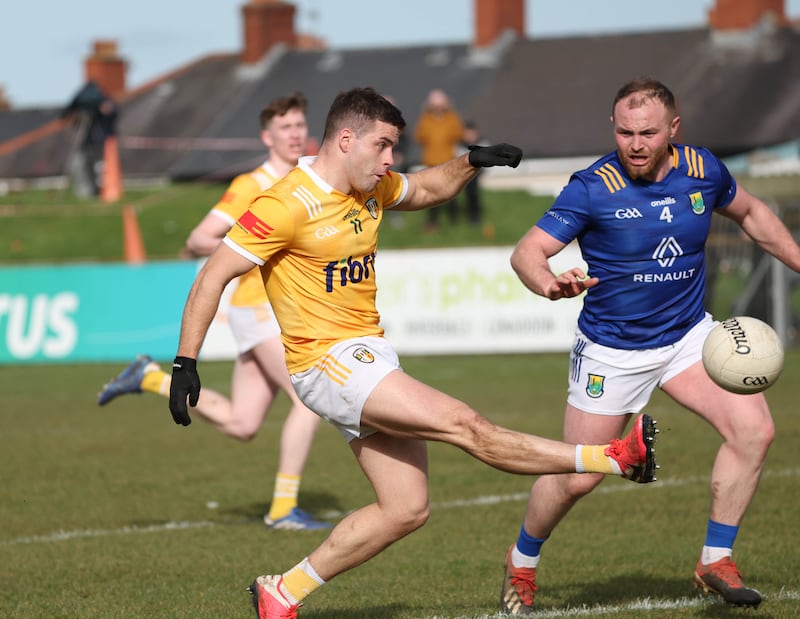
[184,173,255,257]
[395,143,522,211]
[183,212,234,258]
[169,243,255,425]
[511,226,598,300]
[719,185,800,272]
[177,242,253,358]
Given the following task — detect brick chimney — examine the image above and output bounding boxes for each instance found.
[84,40,126,100]
[708,0,788,29]
[475,0,525,47]
[0,86,11,111]
[242,0,297,63]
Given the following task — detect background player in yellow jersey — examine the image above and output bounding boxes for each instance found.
[98,93,330,530]
[168,87,658,618]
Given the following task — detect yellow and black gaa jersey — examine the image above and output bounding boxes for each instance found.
[224,156,407,372]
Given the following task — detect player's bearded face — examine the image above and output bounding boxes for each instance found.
[613,97,676,181]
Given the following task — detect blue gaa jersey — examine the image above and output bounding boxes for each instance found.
[536,144,736,349]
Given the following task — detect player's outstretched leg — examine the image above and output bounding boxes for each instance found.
[694,557,762,608]
[248,575,301,618]
[97,355,154,405]
[605,412,659,482]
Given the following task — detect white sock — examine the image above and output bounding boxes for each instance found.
[701,545,732,565]
[511,545,540,569]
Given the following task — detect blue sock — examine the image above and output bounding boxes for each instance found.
[516,524,547,558]
[704,518,738,549]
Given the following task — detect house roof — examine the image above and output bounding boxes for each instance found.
[168,41,503,179]
[1,23,799,182]
[0,108,61,143]
[469,26,800,158]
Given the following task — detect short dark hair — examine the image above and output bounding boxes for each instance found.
[321,87,406,143]
[259,92,307,129]
[612,78,677,116]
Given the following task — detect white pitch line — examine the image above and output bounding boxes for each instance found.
[2,520,216,546]
[423,589,800,619]
[329,465,800,517]
[3,467,798,546]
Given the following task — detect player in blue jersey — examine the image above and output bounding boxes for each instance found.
[499,77,800,614]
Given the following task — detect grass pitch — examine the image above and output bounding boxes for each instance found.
[1,353,798,618]
[2,184,798,616]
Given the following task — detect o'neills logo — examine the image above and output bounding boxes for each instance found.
[720,317,751,355]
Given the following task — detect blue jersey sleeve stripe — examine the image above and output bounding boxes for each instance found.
[606,163,626,189]
[594,163,626,194]
[683,146,706,179]
[684,146,695,177]
[594,168,616,193]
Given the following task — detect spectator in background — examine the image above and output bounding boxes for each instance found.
[459,120,489,228]
[96,92,331,531]
[61,81,118,198]
[413,88,464,231]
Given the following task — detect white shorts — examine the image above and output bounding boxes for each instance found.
[227,304,281,354]
[290,336,401,442]
[567,313,716,415]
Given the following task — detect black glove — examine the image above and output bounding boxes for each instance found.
[468,143,522,168]
[169,356,200,426]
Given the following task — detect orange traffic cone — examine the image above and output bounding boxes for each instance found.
[101,134,122,203]
[122,204,146,264]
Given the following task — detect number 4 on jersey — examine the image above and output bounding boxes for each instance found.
[659,206,674,223]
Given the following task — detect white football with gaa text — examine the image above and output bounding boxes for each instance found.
[702,316,784,394]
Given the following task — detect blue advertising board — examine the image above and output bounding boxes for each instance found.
[0,261,197,364]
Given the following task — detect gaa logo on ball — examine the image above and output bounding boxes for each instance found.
[702,316,784,394]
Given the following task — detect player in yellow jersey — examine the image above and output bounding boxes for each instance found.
[97,93,330,530]
[167,87,659,618]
